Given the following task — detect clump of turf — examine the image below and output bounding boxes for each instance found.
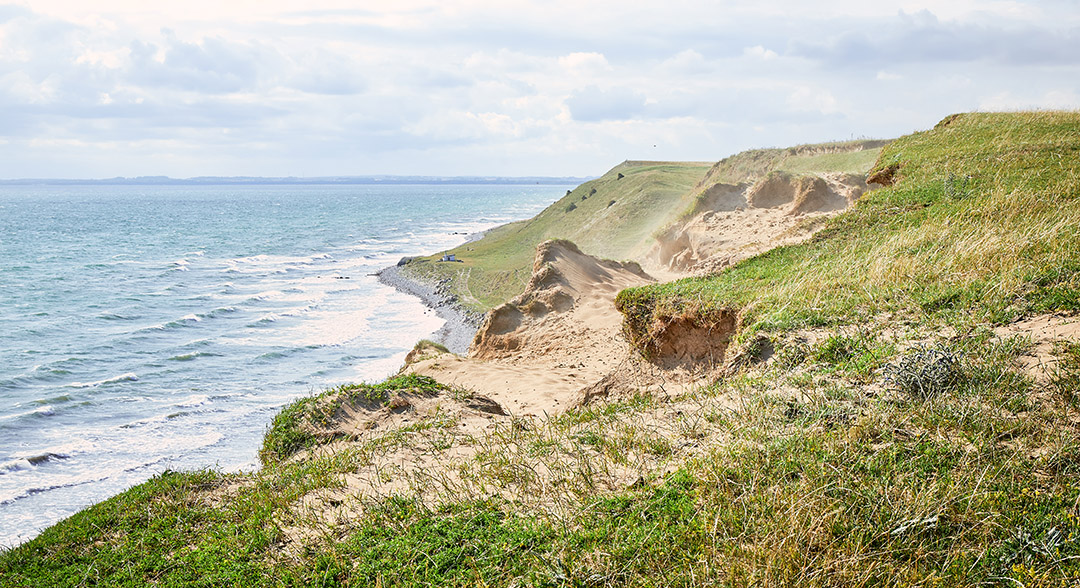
[259,373,447,465]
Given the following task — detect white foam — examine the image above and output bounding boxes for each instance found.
[174,394,209,408]
[0,459,30,474]
[248,290,283,302]
[66,372,138,389]
[249,313,281,325]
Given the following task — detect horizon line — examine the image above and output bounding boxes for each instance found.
[0,174,593,187]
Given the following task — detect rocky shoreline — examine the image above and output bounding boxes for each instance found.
[375,263,484,355]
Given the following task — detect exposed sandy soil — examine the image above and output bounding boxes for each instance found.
[647,172,868,276]
[375,172,874,418]
[282,175,1080,551]
[994,313,1080,384]
[278,171,880,546]
[403,240,661,416]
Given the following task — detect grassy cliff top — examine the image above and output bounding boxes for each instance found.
[618,111,1080,345]
[697,138,889,187]
[403,161,710,310]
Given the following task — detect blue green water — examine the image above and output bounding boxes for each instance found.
[0,183,566,546]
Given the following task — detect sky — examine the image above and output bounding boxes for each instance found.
[1,0,1078,178]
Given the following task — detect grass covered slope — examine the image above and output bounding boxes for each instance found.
[402,161,710,311]
[404,141,884,313]
[696,138,888,186]
[7,328,1080,586]
[618,112,1080,346]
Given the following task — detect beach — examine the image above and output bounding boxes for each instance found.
[375,263,483,355]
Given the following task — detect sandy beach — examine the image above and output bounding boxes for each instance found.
[375,264,482,354]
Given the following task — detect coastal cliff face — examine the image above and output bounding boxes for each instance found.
[9,113,1080,587]
[471,239,651,360]
[397,161,710,311]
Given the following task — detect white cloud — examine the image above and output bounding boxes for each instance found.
[74,47,128,68]
[566,85,646,122]
[743,45,778,60]
[787,86,840,114]
[406,110,523,140]
[660,49,710,74]
[979,90,1080,111]
[0,1,1078,177]
[557,52,611,74]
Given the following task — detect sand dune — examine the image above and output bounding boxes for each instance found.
[402,240,654,415]
[647,172,869,275]
[364,169,874,424]
[395,171,872,416]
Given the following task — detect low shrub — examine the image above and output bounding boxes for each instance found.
[884,345,964,399]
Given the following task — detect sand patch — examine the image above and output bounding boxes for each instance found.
[648,172,868,274]
[994,314,1080,384]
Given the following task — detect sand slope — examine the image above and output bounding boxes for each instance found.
[378,169,875,419]
[648,172,869,275]
[402,240,654,416]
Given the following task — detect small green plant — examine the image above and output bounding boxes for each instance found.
[813,333,865,365]
[259,374,446,464]
[1049,341,1080,407]
[773,338,810,370]
[884,345,964,399]
[574,430,603,448]
[943,172,972,200]
[565,202,577,213]
[415,339,449,354]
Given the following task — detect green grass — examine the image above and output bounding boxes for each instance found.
[6,112,1080,587]
[403,161,710,310]
[618,112,1080,347]
[1050,341,1080,408]
[698,138,887,186]
[404,140,885,313]
[777,146,884,176]
[259,373,448,465]
[6,328,1080,587]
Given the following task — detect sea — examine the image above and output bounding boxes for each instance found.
[0,182,569,547]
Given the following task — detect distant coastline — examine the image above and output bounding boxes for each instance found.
[0,175,591,186]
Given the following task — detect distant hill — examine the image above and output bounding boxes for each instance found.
[401,161,712,310]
